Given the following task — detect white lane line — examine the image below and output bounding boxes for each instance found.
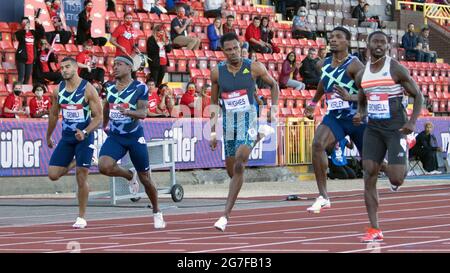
[230,236,307,239]
[172,242,249,245]
[388,249,450,252]
[1,188,447,230]
[168,232,238,235]
[192,221,450,253]
[343,238,450,253]
[102,249,186,252]
[240,249,329,252]
[56,231,124,235]
[388,236,441,239]
[1,193,449,239]
[2,194,450,252]
[284,231,358,234]
[302,242,379,245]
[6,207,450,253]
[0,237,65,240]
[408,231,450,233]
[0,248,53,252]
[112,237,182,240]
[46,242,119,245]
[50,213,450,253]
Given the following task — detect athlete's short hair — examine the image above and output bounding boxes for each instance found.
[220,32,239,47]
[61,57,77,64]
[368,31,389,43]
[332,26,351,41]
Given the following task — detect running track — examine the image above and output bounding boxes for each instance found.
[1,185,450,253]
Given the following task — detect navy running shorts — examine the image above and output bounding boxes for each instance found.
[49,133,95,168]
[321,114,366,153]
[99,127,150,172]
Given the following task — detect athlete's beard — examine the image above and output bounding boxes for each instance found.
[63,72,74,81]
[229,57,241,66]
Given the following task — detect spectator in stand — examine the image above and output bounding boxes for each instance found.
[147,24,172,86]
[279,52,305,90]
[292,6,316,40]
[1,82,26,118]
[76,0,108,46]
[275,0,306,20]
[318,47,327,61]
[223,15,236,35]
[146,78,169,117]
[245,17,272,54]
[352,1,378,29]
[418,27,437,63]
[48,0,61,18]
[198,83,211,117]
[110,12,138,57]
[29,83,51,118]
[45,15,72,45]
[180,82,198,117]
[170,6,201,50]
[107,0,116,12]
[361,4,378,29]
[34,38,63,85]
[352,0,367,25]
[175,0,194,16]
[204,0,225,18]
[260,17,280,54]
[76,40,105,84]
[207,17,223,51]
[143,0,168,15]
[402,23,424,62]
[15,17,45,84]
[410,122,443,174]
[299,48,321,89]
[158,83,176,116]
[45,0,53,16]
[166,0,176,13]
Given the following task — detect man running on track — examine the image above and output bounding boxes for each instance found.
[354,31,423,242]
[304,27,366,213]
[97,55,166,229]
[46,57,103,229]
[210,32,279,231]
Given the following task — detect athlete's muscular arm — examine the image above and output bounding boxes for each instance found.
[353,70,367,126]
[393,61,424,134]
[337,58,365,102]
[46,87,61,148]
[76,83,102,140]
[304,60,325,119]
[123,100,148,119]
[252,61,279,123]
[103,100,110,129]
[209,67,220,150]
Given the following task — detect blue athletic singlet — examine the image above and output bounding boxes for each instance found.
[320,55,366,155]
[99,80,150,172]
[49,79,94,168]
[321,55,359,120]
[104,80,148,135]
[58,79,91,137]
[218,59,258,157]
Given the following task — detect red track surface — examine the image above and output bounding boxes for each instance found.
[1,186,450,253]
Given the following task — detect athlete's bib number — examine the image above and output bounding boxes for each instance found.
[368,93,390,119]
[326,93,350,110]
[221,89,251,112]
[109,103,131,123]
[61,104,84,122]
